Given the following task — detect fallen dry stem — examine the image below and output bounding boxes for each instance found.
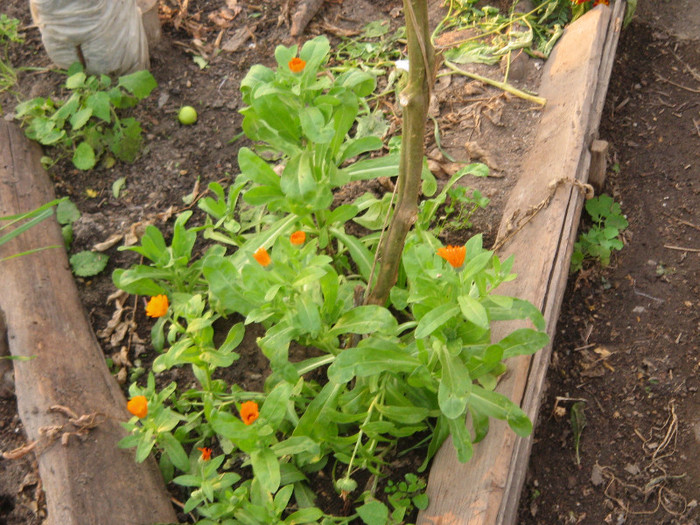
[444,60,546,106]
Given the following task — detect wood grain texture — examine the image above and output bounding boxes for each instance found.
[418,4,622,524]
[0,120,177,525]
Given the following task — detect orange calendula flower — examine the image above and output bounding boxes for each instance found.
[437,245,467,268]
[240,400,259,425]
[127,395,148,419]
[593,0,609,5]
[253,247,271,267]
[197,447,212,461]
[289,57,306,73]
[146,294,169,318]
[290,230,306,245]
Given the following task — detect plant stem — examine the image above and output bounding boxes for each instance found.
[444,60,546,105]
[366,0,434,306]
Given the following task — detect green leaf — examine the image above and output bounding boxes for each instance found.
[327,346,420,383]
[470,385,532,436]
[272,436,320,458]
[446,415,473,462]
[357,500,389,525]
[415,304,460,339]
[438,347,472,419]
[158,431,190,472]
[56,199,80,225]
[299,106,334,144]
[456,162,490,178]
[69,251,108,277]
[328,305,397,337]
[118,70,157,100]
[250,448,281,493]
[239,147,281,188]
[284,507,324,525]
[329,227,373,282]
[341,153,400,181]
[338,136,383,163]
[498,328,549,359]
[65,72,86,90]
[69,107,93,130]
[85,91,111,122]
[457,295,489,330]
[72,142,96,170]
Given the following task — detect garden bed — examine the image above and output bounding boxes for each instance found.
[1,0,627,523]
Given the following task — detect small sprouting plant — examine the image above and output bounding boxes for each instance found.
[383,473,429,524]
[438,186,490,233]
[14,63,157,170]
[0,14,24,99]
[571,194,628,272]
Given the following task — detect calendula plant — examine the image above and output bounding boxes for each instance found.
[14,63,157,170]
[116,9,549,523]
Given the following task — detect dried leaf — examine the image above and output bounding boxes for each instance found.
[93,233,124,252]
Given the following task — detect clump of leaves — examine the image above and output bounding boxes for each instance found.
[383,473,429,524]
[571,194,628,272]
[0,14,24,99]
[14,63,157,170]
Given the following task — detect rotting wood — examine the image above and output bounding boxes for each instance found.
[418,3,624,524]
[0,120,177,525]
[290,0,324,37]
[589,139,609,193]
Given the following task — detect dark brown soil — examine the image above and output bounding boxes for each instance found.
[517,7,700,525]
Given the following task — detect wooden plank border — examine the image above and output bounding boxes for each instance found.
[418,2,626,524]
[0,120,177,525]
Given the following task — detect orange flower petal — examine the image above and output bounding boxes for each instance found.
[289,57,306,73]
[240,400,259,425]
[253,247,271,267]
[290,230,306,245]
[127,395,148,419]
[197,447,212,461]
[437,245,466,268]
[146,294,169,318]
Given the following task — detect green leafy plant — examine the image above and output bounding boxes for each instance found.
[382,473,429,524]
[571,193,628,272]
[115,32,550,524]
[0,14,23,100]
[14,63,157,170]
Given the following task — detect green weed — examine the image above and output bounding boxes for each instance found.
[14,63,157,170]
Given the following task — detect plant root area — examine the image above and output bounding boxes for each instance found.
[517,5,700,525]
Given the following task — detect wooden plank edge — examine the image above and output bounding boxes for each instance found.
[496,3,626,523]
[0,120,178,525]
[417,5,616,525]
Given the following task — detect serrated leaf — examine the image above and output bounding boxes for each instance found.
[117,70,157,100]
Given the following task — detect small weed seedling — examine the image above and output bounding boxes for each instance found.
[571,194,628,272]
[0,14,24,101]
[15,63,157,170]
[384,473,429,524]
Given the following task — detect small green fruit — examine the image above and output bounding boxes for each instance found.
[178,106,198,125]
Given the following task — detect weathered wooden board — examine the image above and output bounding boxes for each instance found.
[0,119,177,525]
[418,2,625,524]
